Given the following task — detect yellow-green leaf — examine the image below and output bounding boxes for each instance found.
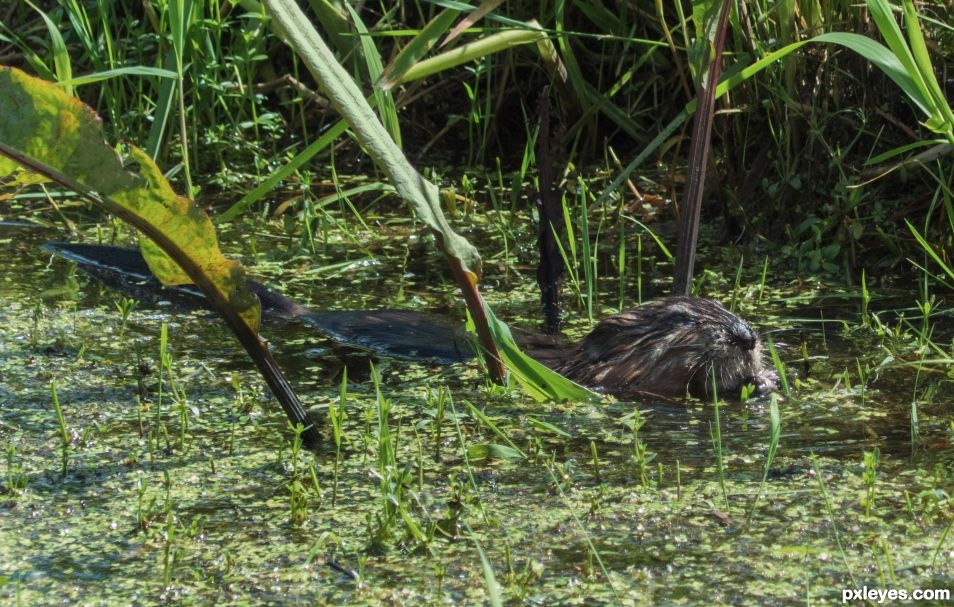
[0,65,261,332]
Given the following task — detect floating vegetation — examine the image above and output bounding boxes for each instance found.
[1,0,952,603]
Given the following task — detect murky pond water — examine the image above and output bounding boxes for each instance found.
[1,218,951,605]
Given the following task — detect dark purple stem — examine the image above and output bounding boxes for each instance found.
[672,0,733,296]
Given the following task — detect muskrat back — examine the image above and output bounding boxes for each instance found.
[550,297,777,399]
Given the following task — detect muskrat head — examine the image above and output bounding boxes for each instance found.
[690,300,779,399]
[557,296,778,400]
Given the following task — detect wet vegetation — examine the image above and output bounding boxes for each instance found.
[1,0,953,605]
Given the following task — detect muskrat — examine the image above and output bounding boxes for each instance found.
[527,297,778,400]
[44,243,777,400]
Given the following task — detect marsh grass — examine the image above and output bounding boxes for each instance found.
[707,374,728,510]
[329,368,347,506]
[28,302,42,349]
[861,447,881,517]
[767,336,790,397]
[2,0,954,604]
[114,296,136,340]
[2,446,28,499]
[544,453,621,606]
[744,394,782,523]
[624,408,654,488]
[810,453,859,587]
[287,422,321,525]
[48,379,70,477]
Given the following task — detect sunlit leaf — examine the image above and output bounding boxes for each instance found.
[378,8,461,90]
[466,402,526,458]
[0,65,261,331]
[484,305,601,403]
[396,24,547,86]
[466,443,524,461]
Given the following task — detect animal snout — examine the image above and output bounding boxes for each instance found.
[729,324,758,351]
[747,369,780,397]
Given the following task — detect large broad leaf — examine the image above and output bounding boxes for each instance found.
[0,66,260,332]
[0,65,320,446]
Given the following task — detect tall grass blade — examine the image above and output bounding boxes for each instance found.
[58,67,177,88]
[396,25,547,86]
[746,393,782,525]
[344,4,401,146]
[26,1,73,96]
[467,526,504,607]
[144,50,179,160]
[766,336,790,397]
[810,454,859,586]
[378,8,461,90]
[440,0,504,48]
[217,119,350,222]
[900,0,954,135]
[905,220,954,283]
[262,0,507,382]
[866,0,933,112]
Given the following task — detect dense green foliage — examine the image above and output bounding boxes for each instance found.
[1,0,951,275]
[1,2,953,605]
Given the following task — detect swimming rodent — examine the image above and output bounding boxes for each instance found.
[544,297,778,399]
[44,243,777,400]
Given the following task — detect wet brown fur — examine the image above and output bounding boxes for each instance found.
[524,297,777,399]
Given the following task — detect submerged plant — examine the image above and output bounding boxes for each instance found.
[2,445,27,499]
[49,379,70,477]
[625,408,654,488]
[861,448,881,517]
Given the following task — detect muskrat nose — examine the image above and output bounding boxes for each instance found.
[729,324,758,351]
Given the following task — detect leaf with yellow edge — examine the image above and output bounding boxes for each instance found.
[113,147,261,331]
[0,65,323,446]
[0,65,260,333]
